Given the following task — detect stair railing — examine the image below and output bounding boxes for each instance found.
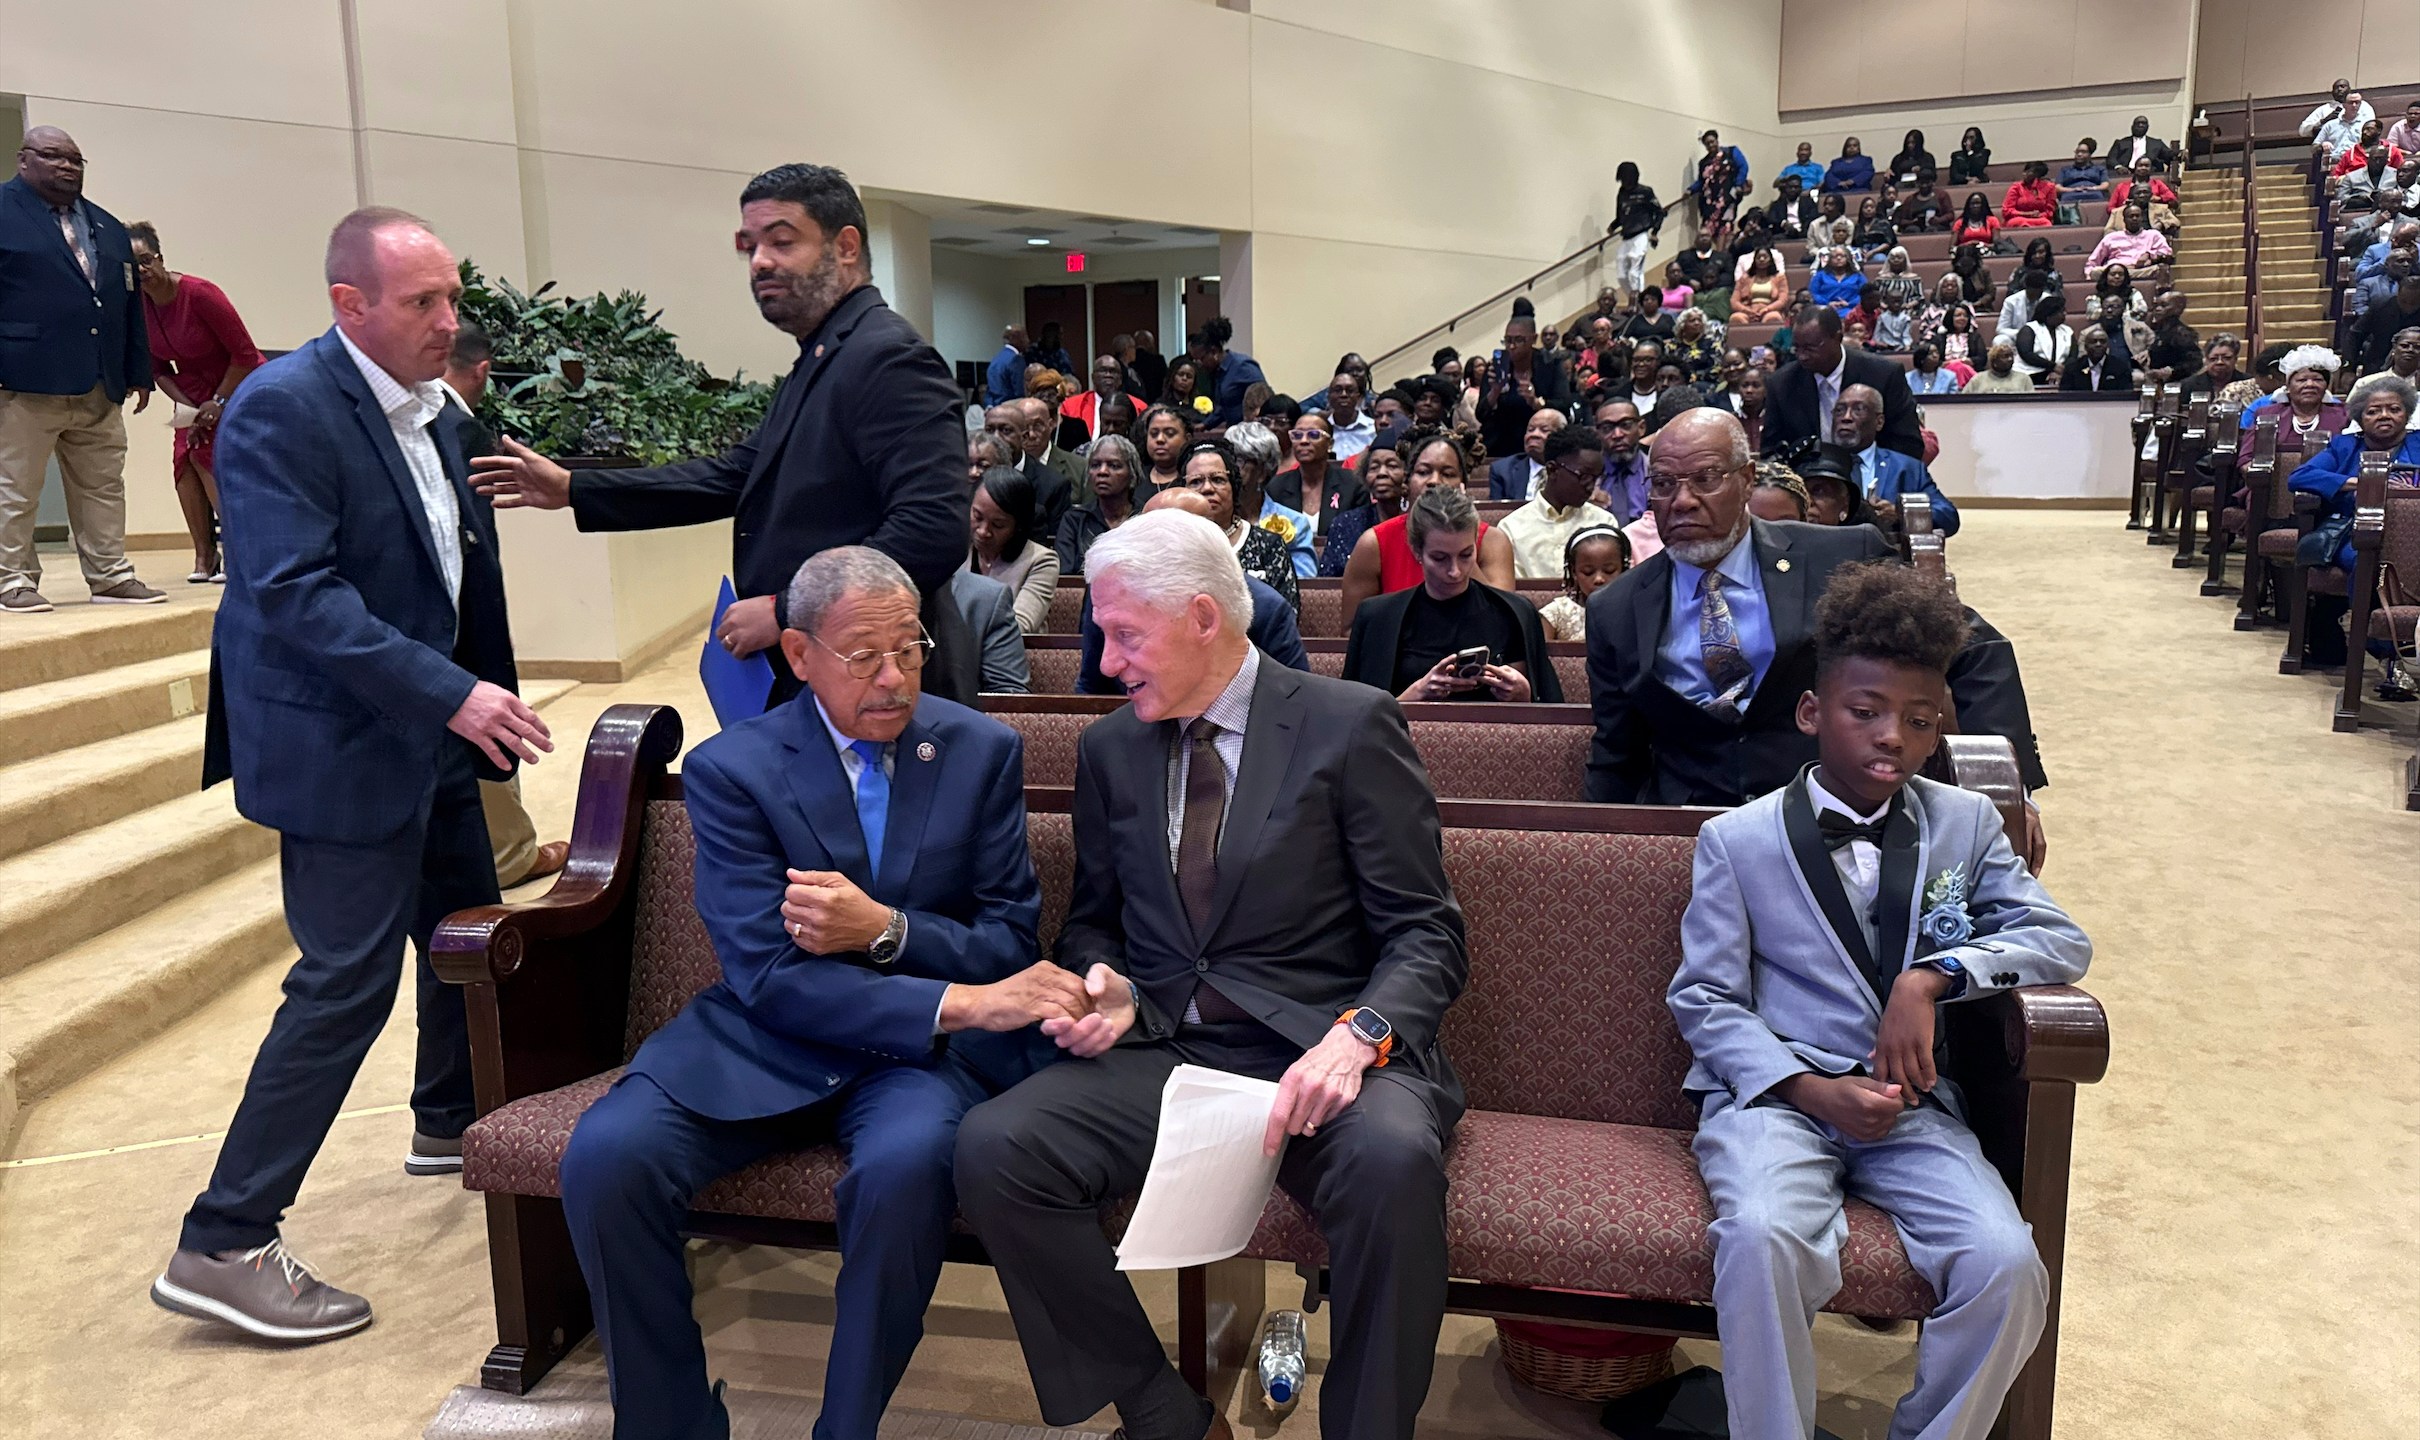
[2242,92,2263,355]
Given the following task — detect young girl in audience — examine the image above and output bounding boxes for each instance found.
[1670,561,2090,1440]
[1852,196,1897,261]
[1536,524,1629,643]
[1940,304,1978,367]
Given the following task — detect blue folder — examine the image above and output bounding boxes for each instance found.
[699,577,775,727]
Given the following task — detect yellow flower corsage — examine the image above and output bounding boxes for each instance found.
[1191,395,1213,415]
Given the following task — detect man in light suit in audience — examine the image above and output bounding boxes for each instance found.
[558,547,1084,1440]
[957,508,1467,1440]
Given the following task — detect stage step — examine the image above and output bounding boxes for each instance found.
[0,649,212,768]
[0,602,217,691]
[0,715,205,865]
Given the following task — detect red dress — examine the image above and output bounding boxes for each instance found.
[1371,511,1492,593]
[2000,178,2057,228]
[141,275,265,475]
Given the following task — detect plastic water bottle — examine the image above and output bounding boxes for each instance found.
[1257,1309,1307,1413]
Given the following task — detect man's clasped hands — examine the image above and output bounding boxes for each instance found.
[779,866,1377,1157]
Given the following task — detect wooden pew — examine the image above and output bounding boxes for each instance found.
[436,703,2105,1440]
[2126,383,2162,532]
[2232,417,2326,633]
[2197,402,2245,596]
[2165,395,2215,568]
[2333,454,2420,732]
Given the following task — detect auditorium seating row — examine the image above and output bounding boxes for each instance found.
[1041,574,1558,644]
[433,702,2104,1440]
[2128,383,2420,809]
[1020,634,1593,700]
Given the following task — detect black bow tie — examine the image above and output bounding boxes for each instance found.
[1817,810,1889,851]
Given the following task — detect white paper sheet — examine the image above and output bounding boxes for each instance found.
[1114,1064,1284,1271]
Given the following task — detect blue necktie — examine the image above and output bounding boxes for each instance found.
[849,739,889,877]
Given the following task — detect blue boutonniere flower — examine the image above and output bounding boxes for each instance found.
[1918,865,1973,949]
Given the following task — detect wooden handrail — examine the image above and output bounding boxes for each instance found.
[2242,92,2263,356]
[1362,232,1616,377]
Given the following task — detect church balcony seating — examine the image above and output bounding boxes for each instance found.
[434,703,2104,1440]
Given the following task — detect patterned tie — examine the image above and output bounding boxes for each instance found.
[849,739,889,877]
[1175,721,1225,935]
[55,207,93,285]
[1699,571,1754,721]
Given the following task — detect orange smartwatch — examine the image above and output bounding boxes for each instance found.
[1337,1008,1394,1067]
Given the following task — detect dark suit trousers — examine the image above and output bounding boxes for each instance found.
[560,1059,992,1440]
[181,746,497,1253]
[955,1022,1453,1440]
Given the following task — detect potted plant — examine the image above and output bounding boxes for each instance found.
[456,261,775,467]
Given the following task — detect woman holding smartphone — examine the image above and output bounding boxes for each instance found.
[1341,485,1561,702]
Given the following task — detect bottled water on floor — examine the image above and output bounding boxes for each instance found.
[1257,1308,1307,1413]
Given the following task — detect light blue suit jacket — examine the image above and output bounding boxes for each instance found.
[1668,770,2088,1120]
[1863,445,1962,537]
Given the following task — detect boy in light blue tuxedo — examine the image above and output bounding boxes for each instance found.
[1669,562,2090,1440]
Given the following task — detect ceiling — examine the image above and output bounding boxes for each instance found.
[888,193,1221,257]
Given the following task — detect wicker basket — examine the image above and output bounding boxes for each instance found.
[1495,1320,1677,1403]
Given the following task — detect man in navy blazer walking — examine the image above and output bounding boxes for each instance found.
[0,126,165,612]
[559,546,1086,1440]
[155,208,547,1341]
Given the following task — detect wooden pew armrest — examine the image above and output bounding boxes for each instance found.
[1971,983,2111,1086]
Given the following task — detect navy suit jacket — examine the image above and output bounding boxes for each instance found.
[1075,577,1309,694]
[630,693,1046,1120]
[1761,349,1923,461]
[0,177,151,400]
[1865,446,1961,537]
[1486,454,1536,501]
[202,330,518,843]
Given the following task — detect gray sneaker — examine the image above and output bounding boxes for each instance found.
[91,578,168,605]
[150,1239,373,1342]
[0,587,53,615]
[405,1130,463,1176]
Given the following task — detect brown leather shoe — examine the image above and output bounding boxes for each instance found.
[150,1240,372,1342]
[524,840,570,881]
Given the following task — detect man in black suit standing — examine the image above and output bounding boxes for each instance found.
[472,163,975,701]
[1585,408,2050,862]
[1760,306,1923,461]
[955,508,1467,1440]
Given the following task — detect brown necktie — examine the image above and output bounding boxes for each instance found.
[1175,720,1225,935]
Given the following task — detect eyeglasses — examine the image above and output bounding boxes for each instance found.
[810,628,934,680]
[1288,428,1327,441]
[1646,464,1744,499]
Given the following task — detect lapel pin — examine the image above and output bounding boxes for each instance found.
[814,344,826,358]
[917,742,936,761]
[1775,557,1791,573]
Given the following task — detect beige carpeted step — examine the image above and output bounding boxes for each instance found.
[0,603,217,691]
[0,787,277,981]
[0,715,206,865]
[0,649,210,768]
[0,678,580,1135]
[0,857,287,1141]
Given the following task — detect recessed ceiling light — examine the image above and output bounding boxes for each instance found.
[1025,237,1049,247]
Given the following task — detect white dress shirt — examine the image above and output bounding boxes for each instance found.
[338,328,462,604]
[1814,352,1848,435]
[814,697,929,1023]
[1807,769,1887,954]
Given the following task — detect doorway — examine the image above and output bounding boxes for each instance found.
[1022,285,1088,376]
[1182,278,1221,345]
[1091,280,1159,354]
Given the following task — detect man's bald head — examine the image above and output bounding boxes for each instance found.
[1144,488,1215,520]
[1833,383,1887,447]
[1010,396,1053,457]
[325,206,461,386]
[1658,406,1753,467]
[17,126,85,204]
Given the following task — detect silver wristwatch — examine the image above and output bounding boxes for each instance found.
[867,907,906,966]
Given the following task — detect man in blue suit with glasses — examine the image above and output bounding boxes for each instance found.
[558,546,1086,1440]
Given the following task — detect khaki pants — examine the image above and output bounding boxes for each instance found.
[480,775,540,887]
[0,385,138,594]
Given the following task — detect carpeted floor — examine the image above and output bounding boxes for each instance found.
[0,512,2413,1439]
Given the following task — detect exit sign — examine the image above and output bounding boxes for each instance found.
[1065,252,1087,273]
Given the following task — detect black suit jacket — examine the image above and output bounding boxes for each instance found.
[2059,355,2137,392]
[565,284,974,698]
[1584,520,2047,803]
[1060,663,1467,1103]
[1761,350,1924,461]
[1340,582,1564,702]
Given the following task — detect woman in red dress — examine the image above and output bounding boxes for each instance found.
[129,223,265,582]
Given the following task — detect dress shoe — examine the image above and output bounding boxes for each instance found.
[150,1239,372,1342]
[524,840,570,882]
[405,1130,463,1176]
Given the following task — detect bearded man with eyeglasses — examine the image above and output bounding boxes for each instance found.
[1583,411,2038,802]
[555,544,1085,1440]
